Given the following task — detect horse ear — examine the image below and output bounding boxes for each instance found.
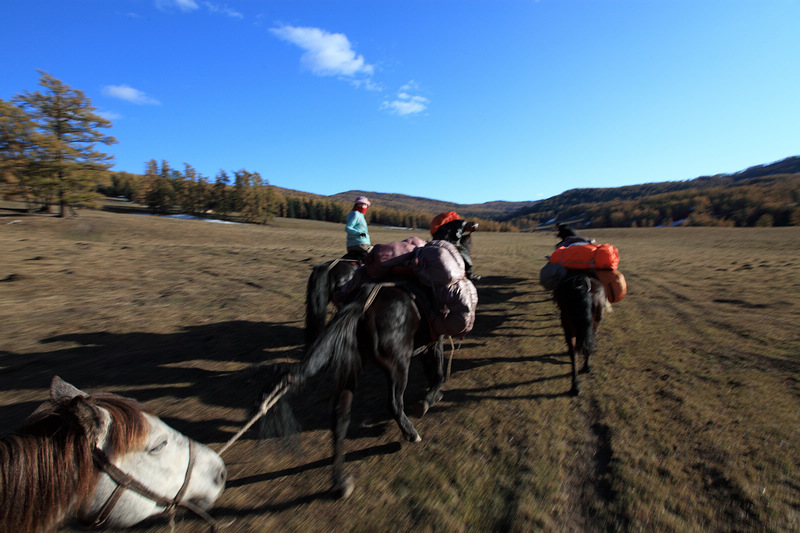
[50,376,89,402]
[88,406,112,449]
[70,396,113,448]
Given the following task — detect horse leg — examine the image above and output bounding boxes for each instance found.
[580,323,592,374]
[570,345,581,396]
[562,314,580,395]
[582,327,594,374]
[331,384,355,499]
[388,357,422,442]
[421,337,445,416]
[585,281,606,375]
[584,309,603,375]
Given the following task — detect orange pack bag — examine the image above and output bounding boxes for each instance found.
[595,269,627,303]
[549,243,619,271]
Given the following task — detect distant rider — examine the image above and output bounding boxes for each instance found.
[554,223,595,248]
[345,196,372,261]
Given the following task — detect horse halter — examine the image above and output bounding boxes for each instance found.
[86,440,221,531]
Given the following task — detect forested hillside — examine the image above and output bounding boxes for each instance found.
[502,157,800,229]
[270,157,800,229]
[327,191,536,220]
[2,73,797,229]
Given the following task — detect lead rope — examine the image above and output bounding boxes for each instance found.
[221,279,441,460]
[446,336,457,380]
[217,283,390,460]
[215,280,457,508]
[217,376,294,457]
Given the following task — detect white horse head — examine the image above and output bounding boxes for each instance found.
[0,377,227,531]
[87,415,227,527]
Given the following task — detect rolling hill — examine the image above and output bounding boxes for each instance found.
[273,155,800,228]
[271,187,537,220]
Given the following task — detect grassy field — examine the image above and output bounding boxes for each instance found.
[1,207,798,532]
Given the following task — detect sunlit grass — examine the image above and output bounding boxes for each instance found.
[0,211,798,531]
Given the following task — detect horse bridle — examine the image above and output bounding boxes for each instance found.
[86,440,221,531]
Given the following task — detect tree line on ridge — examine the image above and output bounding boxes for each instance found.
[2,72,797,230]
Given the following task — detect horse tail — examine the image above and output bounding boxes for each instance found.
[259,288,367,440]
[295,284,377,387]
[305,261,333,348]
[554,274,595,355]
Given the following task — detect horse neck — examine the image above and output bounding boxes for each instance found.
[0,432,94,533]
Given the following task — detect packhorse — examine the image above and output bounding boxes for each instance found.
[305,213,479,348]
[270,280,445,499]
[305,258,360,348]
[552,271,609,395]
[0,377,226,532]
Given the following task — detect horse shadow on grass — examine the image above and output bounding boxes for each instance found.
[474,275,531,305]
[0,318,448,449]
[0,320,307,440]
[470,275,550,340]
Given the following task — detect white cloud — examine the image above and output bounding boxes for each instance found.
[156,0,241,17]
[156,0,199,12]
[381,81,429,116]
[97,110,123,121]
[349,78,383,92]
[270,25,374,77]
[103,85,161,105]
[204,2,243,18]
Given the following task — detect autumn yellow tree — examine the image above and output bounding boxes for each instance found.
[10,72,117,216]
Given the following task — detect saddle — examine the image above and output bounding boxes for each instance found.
[337,238,478,338]
[343,276,439,346]
[341,250,366,262]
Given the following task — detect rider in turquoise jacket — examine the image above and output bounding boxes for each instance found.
[345,196,371,260]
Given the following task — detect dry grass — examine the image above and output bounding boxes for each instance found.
[1,208,798,532]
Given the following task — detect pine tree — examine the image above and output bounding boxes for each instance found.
[0,99,44,210]
[142,159,175,213]
[211,170,232,219]
[12,71,117,217]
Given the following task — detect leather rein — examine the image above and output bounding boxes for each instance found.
[86,440,221,532]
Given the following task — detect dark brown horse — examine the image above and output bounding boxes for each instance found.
[305,258,360,348]
[553,271,609,395]
[272,280,444,498]
[0,377,226,532]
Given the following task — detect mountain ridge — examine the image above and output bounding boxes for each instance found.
[272,155,800,222]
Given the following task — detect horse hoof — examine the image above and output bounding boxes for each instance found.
[421,391,443,416]
[332,476,355,499]
[421,401,431,417]
[403,430,422,442]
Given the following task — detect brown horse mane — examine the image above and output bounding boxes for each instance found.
[0,392,151,533]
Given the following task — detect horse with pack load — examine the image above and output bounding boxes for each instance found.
[540,224,626,395]
[266,213,479,498]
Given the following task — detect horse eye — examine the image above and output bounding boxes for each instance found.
[149,440,168,454]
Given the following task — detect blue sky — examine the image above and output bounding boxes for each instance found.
[3,1,799,205]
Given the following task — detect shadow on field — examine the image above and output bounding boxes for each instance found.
[0,320,306,436]
[474,275,530,305]
[227,441,402,490]
[209,442,403,514]
[445,371,570,403]
[450,352,569,376]
[0,318,444,448]
[472,275,547,339]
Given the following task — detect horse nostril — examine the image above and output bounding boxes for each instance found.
[217,466,227,487]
